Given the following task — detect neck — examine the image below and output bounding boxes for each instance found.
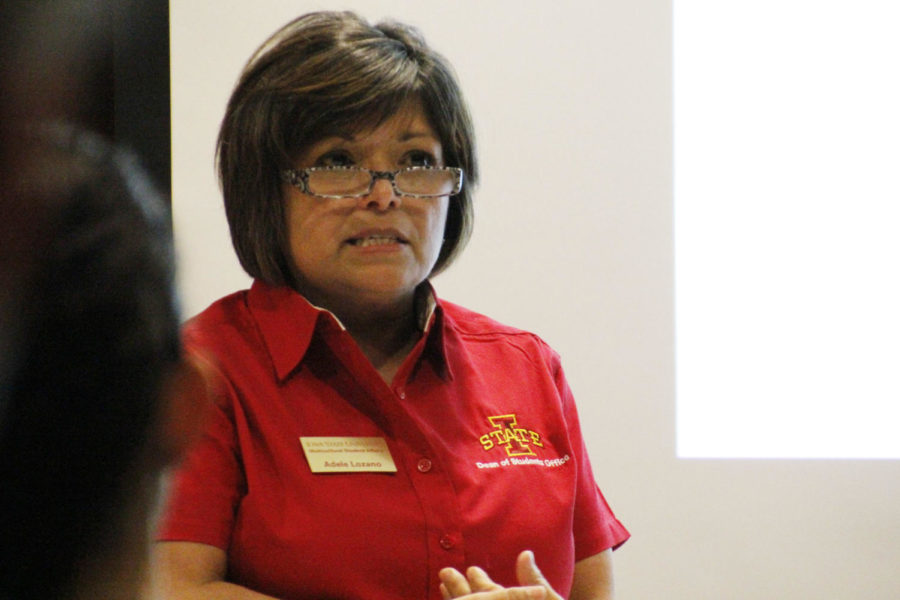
[300,287,423,383]
[347,307,420,383]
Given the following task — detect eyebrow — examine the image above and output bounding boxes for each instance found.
[327,130,438,143]
[399,131,438,142]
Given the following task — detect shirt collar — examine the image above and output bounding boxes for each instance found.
[248,279,337,381]
[415,281,452,381]
[249,279,451,383]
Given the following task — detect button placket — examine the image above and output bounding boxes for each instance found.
[381,380,466,580]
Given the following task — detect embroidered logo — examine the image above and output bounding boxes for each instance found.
[478,414,544,457]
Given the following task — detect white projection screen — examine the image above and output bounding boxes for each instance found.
[675,0,900,458]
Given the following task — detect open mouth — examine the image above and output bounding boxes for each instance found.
[347,235,406,248]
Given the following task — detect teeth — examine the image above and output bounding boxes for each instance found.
[354,236,399,247]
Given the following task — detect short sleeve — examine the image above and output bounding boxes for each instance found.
[553,357,630,558]
[156,352,245,550]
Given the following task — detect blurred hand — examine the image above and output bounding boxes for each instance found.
[439,551,563,600]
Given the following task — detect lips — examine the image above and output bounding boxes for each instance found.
[350,235,404,247]
[346,229,408,247]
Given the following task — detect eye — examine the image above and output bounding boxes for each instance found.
[315,150,355,168]
[402,150,437,168]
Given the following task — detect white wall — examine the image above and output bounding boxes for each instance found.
[170,1,900,598]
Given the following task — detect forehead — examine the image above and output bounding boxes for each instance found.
[323,100,437,143]
[295,100,442,166]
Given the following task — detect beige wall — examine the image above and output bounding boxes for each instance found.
[170,1,900,597]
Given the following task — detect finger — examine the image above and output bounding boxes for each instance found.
[439,567,472,598]
[505,586,548,600]
[515,551,545,587]
[466,565,503,592]
[440,582,451,600]
[464,586,547,600]
[515,551,561,600]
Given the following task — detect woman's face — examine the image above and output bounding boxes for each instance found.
[284,101,450,310]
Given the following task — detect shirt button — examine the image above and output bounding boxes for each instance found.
[439,534,455,550]
[417,458,433,473]
[397,390,406,400]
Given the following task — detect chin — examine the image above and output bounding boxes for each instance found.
[350,276,421,301]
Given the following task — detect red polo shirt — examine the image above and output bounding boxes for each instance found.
[158,280,628,600]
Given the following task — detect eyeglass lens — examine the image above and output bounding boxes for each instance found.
[306,168,457,197]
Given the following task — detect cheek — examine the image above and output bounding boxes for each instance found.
[285,205,307,262]
[425,201,450,257]
[285,199,332,268]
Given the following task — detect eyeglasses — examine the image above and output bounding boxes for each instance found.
[281,166,464,199]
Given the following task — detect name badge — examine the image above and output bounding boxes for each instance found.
[300,436,397,473]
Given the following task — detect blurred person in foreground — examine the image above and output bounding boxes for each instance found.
[156,11,628,600]
[0,124,209,600]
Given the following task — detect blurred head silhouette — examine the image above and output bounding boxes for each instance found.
[0,123,208,600]
[1,5,206,599]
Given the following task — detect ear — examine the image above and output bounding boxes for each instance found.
[154,352,217,466]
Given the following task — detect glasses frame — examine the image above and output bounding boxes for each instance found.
[281,165,464,199]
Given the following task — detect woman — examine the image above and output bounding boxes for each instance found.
[156,11,628,600]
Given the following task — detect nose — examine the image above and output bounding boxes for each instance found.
[359,176,400,211]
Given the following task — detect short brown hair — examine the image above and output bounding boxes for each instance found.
[217,11,478,286]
